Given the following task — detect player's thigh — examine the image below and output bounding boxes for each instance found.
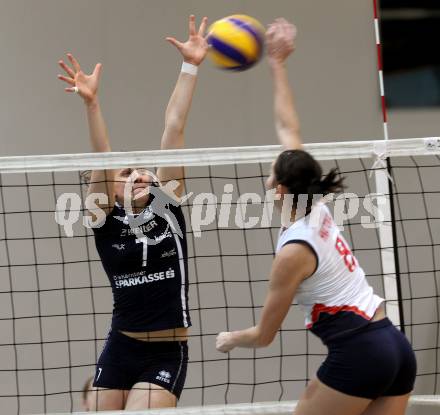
[124,382,176,410]
[294,378,371,415]
[362,393,411,415]
[88,387,128,411]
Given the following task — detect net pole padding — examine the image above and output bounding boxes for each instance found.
[32,395,440,415]
[386,157,406,331]
[374,168,400,327]
[0,137,440,174]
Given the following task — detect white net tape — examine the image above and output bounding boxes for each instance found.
[1,137,439,173]
[33,395,440,415]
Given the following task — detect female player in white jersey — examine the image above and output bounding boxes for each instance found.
[58,15,208,411]
[216,19,416,415]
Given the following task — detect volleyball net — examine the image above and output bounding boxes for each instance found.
[0,137,439,414]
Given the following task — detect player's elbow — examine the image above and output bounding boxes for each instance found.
[256,329,276,348]
[164,115,185,135]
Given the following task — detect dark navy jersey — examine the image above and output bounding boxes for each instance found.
[93,195,190,332]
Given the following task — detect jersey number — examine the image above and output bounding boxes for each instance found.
[335,236,356,272]
[136,237,148,267]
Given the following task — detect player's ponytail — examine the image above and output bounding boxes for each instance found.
[316,168,345,196]
[274,149,345,211]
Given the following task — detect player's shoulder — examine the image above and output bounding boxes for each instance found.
[92,203,123,234]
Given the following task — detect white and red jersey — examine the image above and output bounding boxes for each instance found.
[276,203,383,342]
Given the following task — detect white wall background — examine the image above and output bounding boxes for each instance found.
[0,0,387,157]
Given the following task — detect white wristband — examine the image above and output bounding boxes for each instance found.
[181,61,198,76]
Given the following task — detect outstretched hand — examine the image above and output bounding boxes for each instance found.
[58,53,102,104]
[166,15,209,66]
[266,18,297,65]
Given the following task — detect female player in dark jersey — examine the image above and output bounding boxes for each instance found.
[58,15,208,411]
[216,19,416,415]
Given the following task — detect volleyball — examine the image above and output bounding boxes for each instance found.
[207,14,266,71]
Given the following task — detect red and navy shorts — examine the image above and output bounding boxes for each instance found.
[317,318,417,399]
[93,330,188,399]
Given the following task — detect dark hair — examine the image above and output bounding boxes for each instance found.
[274,149,345,211]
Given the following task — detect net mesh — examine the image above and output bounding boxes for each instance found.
[0,138,439,414]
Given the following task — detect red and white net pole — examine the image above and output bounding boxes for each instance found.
[372,0,401,328]
[373,0,389,140]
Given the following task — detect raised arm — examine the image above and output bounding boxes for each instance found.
[267,19,302,150]
[157,15,209,197]
[58,54,115,216]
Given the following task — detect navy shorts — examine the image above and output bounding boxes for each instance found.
[317,318,417,399]
[93,330,188,399]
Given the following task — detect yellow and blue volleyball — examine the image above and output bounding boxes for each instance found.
[207,15,265,71]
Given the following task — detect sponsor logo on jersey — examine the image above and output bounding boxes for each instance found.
[161,248,176,258]
[112,243,125,251]
[153,228,173,243]
[113,268,176,288]
[156,370,171,384]
[319,213,333,241]
[120,220,158,237]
